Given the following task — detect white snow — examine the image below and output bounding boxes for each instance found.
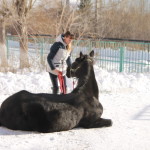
[0,66,150,150]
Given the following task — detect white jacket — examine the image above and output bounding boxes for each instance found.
[47,35,71,76]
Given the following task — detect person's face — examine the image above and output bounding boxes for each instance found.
[64,36,72,45]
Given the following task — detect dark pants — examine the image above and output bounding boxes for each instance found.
[49,73,67,94]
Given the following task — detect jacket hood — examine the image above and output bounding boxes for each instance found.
[56,34,67,46]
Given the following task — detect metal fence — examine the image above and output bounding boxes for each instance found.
[6,36,150,73]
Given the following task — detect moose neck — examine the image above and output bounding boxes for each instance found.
[74,66,99,99]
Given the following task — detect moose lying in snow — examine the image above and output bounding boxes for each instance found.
[0,51,112,133]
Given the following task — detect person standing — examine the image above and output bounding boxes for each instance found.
[47,31,74,94]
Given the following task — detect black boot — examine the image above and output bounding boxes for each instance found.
[52,87,59,94]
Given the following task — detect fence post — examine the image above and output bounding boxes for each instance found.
[40,38,44,64]
[119,47,125,72]
[6,37,9,59]
[89,40,92,51]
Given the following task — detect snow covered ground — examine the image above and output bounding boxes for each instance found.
[0,66,150,150]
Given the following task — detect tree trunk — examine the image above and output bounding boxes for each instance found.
[0,19,8,67]
[15,0,30,69]
[18,19,30,69]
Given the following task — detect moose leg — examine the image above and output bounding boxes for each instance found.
[80,118,112,129]
[91,118,112,128]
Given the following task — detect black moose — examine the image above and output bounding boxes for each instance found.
[0,51,112,133]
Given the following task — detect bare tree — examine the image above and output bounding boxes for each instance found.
[47,0,83,36]
[13,0,36,69]
[0,0,11,67]
[11,0,150,43]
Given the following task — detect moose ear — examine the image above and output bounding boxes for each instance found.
[80,51,84,58]
[89,50,94,57]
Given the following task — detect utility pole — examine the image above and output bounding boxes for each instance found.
[66,0,70,9]
[94,0,98,33]
[94,0,103,34]
[66,0,70,5]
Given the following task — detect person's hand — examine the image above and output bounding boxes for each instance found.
[54,69,62,75]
